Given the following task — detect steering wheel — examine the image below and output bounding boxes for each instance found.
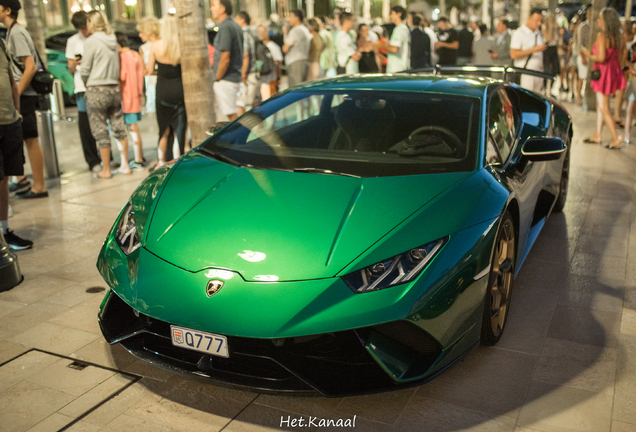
[407,126,463,155]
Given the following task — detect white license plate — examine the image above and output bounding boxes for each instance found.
[170,325,229,358]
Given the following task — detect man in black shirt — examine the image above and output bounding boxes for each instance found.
[408,12,431,68]
[457,20,474,65]
[435,17,459,65]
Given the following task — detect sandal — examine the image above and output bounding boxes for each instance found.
[606,141,625,149]
[93,172,113,179]
[583,137,602,144]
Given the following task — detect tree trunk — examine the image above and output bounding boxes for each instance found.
[175,0,216,147]
[585,0,607,111]
[382,0,390,22]
[22,0,47,67]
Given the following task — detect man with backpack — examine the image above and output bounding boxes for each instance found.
[256,24,282,100]
[235,11,259,115]
[0,32,33,250]
[0,0,48,199]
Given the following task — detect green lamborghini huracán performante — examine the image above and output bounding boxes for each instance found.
[97,70,571,396]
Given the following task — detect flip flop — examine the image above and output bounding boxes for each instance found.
[605,143,625,149]
[583,138,602,144]
[92,172,113,179]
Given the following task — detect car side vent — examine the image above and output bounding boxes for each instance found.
[372,320,441,357]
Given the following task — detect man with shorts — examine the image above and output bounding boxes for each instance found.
[0,0,48,199]
[66,11,100,172]
[0,36,33,249]
[235,11,258,115]
[283,10,311,88]
[211,0,243,122]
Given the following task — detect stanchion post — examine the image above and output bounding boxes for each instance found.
[36,97,61,179]
[0,231,23,292]
[50,80,65,118]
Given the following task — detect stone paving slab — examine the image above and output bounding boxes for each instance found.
[1,99,635,431]
[0,351,138,432]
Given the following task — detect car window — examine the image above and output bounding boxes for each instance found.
[247,95,324,142]
[203,90,480,177]
[488,88,517,162]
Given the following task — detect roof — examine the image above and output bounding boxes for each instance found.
[292,73,497,99]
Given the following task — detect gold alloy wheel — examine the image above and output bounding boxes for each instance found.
[489,218,515,338]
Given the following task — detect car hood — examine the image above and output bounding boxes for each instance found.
[144,153,471,281]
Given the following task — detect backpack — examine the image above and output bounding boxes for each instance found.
[255,41,274,76]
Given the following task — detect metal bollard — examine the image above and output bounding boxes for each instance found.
[50,79,65,118]
[36,109,61,179]
[0,231,23,292]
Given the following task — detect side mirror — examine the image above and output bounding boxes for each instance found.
[521,137,566,162]
[206,122,228,136]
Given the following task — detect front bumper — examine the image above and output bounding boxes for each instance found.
[99,289,443,396]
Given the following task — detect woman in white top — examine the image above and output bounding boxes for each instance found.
[136,17,160,114]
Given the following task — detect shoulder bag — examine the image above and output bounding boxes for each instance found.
[8,22,55,94]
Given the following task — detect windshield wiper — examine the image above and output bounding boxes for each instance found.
[292,167,360,178]
[198,147,251,168]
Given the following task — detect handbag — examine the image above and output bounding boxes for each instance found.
[591,69,601,81]
[337,58,349,75]
[8,22,55,95]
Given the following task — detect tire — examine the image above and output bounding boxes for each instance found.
[481,211,516,346]
[552,142,570,213]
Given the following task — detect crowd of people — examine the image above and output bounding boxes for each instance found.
[2,0,636,250]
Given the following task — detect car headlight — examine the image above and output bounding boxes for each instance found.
[116,202,141,255]
[342,237,447,293]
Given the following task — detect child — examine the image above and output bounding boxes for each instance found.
[116,32,146,169]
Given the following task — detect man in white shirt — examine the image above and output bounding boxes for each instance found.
[282,9,311,88]
[65,11,99,171]
[383,6,410,73]
[335,12,360,74]
[423,19,439,65]
[511,8,547,92]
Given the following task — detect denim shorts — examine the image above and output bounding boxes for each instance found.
[124,112,142,125]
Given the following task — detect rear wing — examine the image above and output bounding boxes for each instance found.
[406,65,555,84]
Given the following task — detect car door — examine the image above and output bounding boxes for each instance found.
[485,85,547,267]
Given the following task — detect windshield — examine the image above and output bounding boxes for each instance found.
[201,90,480,177]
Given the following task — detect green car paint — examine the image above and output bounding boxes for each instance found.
[46,49,75,99]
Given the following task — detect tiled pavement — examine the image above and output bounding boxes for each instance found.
[1,100,636,432]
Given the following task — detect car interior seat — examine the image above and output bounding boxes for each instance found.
[329,99,396,152]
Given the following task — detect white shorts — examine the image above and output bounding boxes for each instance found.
[214,80,240,120]
[577,55,588,79]
[520,75,544,93]
[236,73,259,110]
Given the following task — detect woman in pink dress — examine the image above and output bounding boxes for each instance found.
[581,7,626,149]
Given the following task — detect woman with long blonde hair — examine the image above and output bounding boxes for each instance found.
[81,10,131,178]
[581,7,626,149]
[147,13,187,168]
[137,16,160,115]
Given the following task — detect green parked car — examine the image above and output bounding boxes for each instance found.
[97,71,571,396]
